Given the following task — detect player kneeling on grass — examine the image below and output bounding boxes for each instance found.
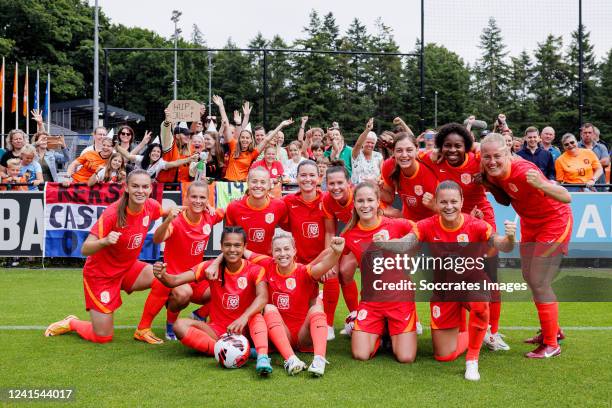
[381,180,516,381]
[236,233,345,376]
[45,170,166,344]
[153,226,273,376]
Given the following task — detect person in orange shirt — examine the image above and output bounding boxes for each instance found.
[555,133,603,191]
[65,138,114,184]
[157,107,195,183]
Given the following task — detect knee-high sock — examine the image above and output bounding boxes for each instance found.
[137,279,171,330]
[69,319,113,343]
[248,314,268,355]
[309,311,328,357]
[466,302,490,361]
[264,310,294,360]
[459,307,467,332]
[323,278,340,326]
[166,309,180,324]
[489,300,501,334]
[341,280,359,312]
[180,326,215,355]
[434,331,469,362]
[536,302,559,347]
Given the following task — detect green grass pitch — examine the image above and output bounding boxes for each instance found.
[1,268,611,407]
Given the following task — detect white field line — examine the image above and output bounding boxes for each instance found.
[2,325,612,331]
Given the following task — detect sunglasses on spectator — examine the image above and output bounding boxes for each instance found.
[563,140,576,147]
[119,131,132,136]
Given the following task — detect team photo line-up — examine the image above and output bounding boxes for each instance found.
[39,97,578,382]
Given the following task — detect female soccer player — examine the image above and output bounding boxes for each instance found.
[153,226,273,376]
[45,170,166,344]
[135,181,224,343]
[380,132,438,221]
[480,133,572,359]
[383,180,516,380]
[420,123,508,351]
[341,181,418,364]
[224,166,287,255]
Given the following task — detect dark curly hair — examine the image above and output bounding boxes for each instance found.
[435,123,473,152]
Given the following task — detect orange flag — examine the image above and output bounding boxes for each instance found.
[0,58,4,109]
[22,66,28,117]
[11,63,17,113]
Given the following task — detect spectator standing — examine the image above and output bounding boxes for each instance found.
[18,144,44,190]
[540,126,561,161]
[555,133,602,191]
[0,129,29,170]
[324,128,352,178]
[351,118,383,184]
[516,127,555,180]
[579,123,609,190]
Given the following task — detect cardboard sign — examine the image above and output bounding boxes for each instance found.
[47,135,65,150]
[167,100,202,122]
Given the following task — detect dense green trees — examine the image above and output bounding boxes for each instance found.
[1,2,610,141]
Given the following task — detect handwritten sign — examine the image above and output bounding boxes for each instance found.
[167,100,202,122]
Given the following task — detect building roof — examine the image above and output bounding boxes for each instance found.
[51,99,145,122]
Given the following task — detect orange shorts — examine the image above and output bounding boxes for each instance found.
[83,260,148,313]
[353,301,416,336]
[286,319,314,353]
[521,215,573,258]
[189,280,210,304]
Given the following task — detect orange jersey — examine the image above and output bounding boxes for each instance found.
[225,196,287,255]
[342,216,414,260]
[282,191,326,263]
[192,259,265,328]
[85,198,162,280]
[251,255,319,327]
[381,158,438,221]
[0,175,27,191]
[322,188,354,224]
[224,139,260,182]
[414,213,492,243]
[420,151,495,227]
[157,141,192,183]
[73,151,107,183]
[163,209,225,274]
[555,149,601,184]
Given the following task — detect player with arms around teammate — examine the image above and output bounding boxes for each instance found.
[45,170,166,344]
[153,226,273,376]
[135,181,224,343]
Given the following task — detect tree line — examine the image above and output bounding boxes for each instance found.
[1,1,611,142]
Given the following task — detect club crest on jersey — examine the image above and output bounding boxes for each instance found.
[457,233,469,243]
[100,290,110,304]
[285,278,296,290]
[302,222,319,238]
[461,173,472,184]
[432,305,441,319]
[203,224,211,236]
[271,168,278,176]
[508,183,518,193]
[265,213,275,224]
[274,293,290,310]
[237,277,248,290]
[249,228,265,242]
[373,229,390,242]
[127,233,143,249]
[191,240,205,255]
[357,309,368,321]
[223,294,240,310]
[406,196,417,207]
[414,185,423,196]
[142,215,149,227]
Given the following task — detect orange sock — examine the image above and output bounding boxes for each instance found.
[264,310,294,360]
[536,302,559,347]
[194,304,210,320]
[341,280,359,312]
[69,319,113,343]
[180,326,215,355]
[137,279,171,330]
[323,278,340,326]
[248,314,268,355]
[434,330,469,362]
[489,301,501,334]
[459,307,467,332]
[466,302,489,361]
[309,311,328,357]
[166,309,180,324]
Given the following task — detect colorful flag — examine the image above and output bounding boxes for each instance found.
[43,75,50,121]
[11,63,17,113]
[22,66,28,117]
[33,70,39,112]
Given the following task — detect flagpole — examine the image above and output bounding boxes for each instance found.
[47,73,50,132]
[1,57,4,147]
[15,62,18,129]
[24,66,29,135]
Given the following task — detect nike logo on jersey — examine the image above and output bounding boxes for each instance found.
[354,239,362,243]
[241,216,250,220]
[291,205,299,209]
[433,237,441,241]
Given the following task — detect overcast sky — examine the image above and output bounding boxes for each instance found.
[98,0,611,63]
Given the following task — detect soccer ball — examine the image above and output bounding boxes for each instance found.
[343,310,358,337]
[214,334,250,369]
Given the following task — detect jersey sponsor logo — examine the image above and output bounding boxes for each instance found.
[237,277,248,290]
[461,173,472,184]
[127,233,144,249]
[100,290,110,304]
[357,309,368,321]
[203,224,211,236]
[285,277,296,290]
[273,292,290,310]
[302,222,320,238]
[414,185,423,196]
[432,305,441,319]
[508,183,518,193]
[222,293,240,310]
[405,196,417,207]
[142,215,150,227]
[249,228,265,242]
[191,240,205,255]
[265,213,275,224]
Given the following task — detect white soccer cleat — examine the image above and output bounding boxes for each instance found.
[483,327,510,351]
[308,355,329,377]
[327,326,335,341]
[284,355,306,376]
[465,360,480,381]
[339,328,348,336]
[416,321,423,336]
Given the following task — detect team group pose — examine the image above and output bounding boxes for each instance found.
[45,110,574,381]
